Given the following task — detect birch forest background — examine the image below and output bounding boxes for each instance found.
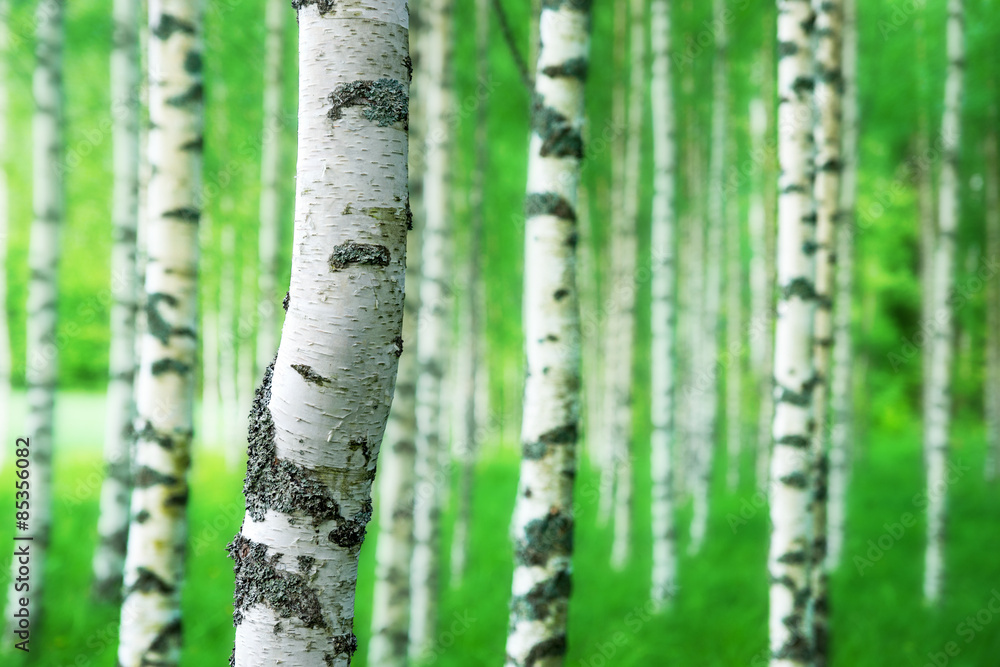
[0,0,998,665]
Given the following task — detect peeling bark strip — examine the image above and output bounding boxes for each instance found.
[328,79,408,126]
[117,0,203,663]
[4,0,63,634]
[924,0,964,607]
[768,1,817,665]
[505,0,589,664]
[231,3,408,666]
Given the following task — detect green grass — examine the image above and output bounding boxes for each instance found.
[0,413,998,665]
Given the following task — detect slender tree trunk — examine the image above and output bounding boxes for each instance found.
[255,0,285,376]
[4,0,63,634]
[93,0,141,600]
[689,0,727,555]
[449,0,488,588]
[808,0,843,661]
[923,0,964,606]
[368,8,426,662]
[649,0,677,606]
[504,2,589,664]
[725,166,743,492]
[919,121,935,437]
[598,0,629,529]
[228,3,409,666]
[767,1,816,664]
[826,0,856,572]
[116,0,203,662]
[408,0,453,657]
[748,97,770,489]
[0,0,11,460]
[201,217,222,448]
[609,0,644,570]
[985,125,1000,482]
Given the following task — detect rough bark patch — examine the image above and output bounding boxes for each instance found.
[509,570,571,621]
[292,0,336,13]
[243,360,343,524]
[328,79,408,127]
[328,499,372,548]
[291,363,330,386]
[516,511,573,566]
[227,534,327,628]
[328,242,391,271]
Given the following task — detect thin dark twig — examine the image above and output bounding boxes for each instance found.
[490,0,534,91]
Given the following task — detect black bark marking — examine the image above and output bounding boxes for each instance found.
[166,83,203,107]
[330,633,358,662]
[525,192,576,222]
[532,97,583,158]
[779,471,809,489]
[540,423,577,444]
[227,534,327,628]
[782,277,817,300]
[541,57,588,80]
[776,434,811,449]
[328,79,408,127]
[152,15,195,40]
[329,241,391,270]
[183,51,202,74]
[392,335,404,358]
[296,555,316,573]
[509,570,571,621]
[292,0,336,13]
[146,293,196,345]
[542,0,591,10]
[516,511,573,566]
[243,360,343,524]
[135,420,180,450]
[348,437,373,466]
[282,291,291,312]
[328,499,372,548]
[553,288,570,301]
[291,363,330,387]
[151,358,192,376]
[135,509,151,524]
[128,567,175,595]
[134,466,180,488]
[148,618,182,656]
[522,634,568,666]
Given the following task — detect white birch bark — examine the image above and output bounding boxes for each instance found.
[825,0,856,571]
[408,0,453,656]
[229,3,409,666]
[116,0,203,662]
[985,127,1000,482]
[649,0,677,606]
[923,0,964,606]
[0,0,11,459]
[767,1,816,663]
[808,0,843,660]
[689,0,727,555]
[4,0,63,634]
[610,0,645,571]
[598,0,629,529]
[505,1,589,663]
[255,0,285,375]
[748,99,768,376]
[93,0,141,600]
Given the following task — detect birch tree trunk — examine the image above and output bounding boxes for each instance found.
[598,0,629,529]
[923,0,964,606]
[610,0,645,570]
[368,7,425,662]
[826,0,856,571]
[229,3,409,666]
[449,0,488,587]
[689,0,727,555]
[748,97,771,490]
[408,0,453,656]
[201,217,222,448]
[808,0,843,661]
[4,0,63,633]
[767,1,816,663]
[918,120,935,437]
[255,0,285,376]
[985,126,1000,482]
[504,1,589,663]
[0,0,11,458]
[93,0,141,600]
[649,0,677,606]
[116,0,203,662]
[220,224,241,464]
